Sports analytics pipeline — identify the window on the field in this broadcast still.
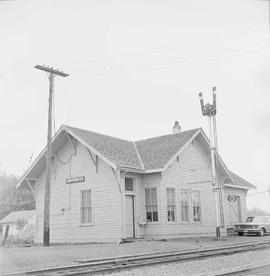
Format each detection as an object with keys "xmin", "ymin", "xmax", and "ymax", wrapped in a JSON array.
[
  {"xmin": 192, "ymin": 190, "xmax": 201, "ymax": 223},
  {"xmin": 125, "ymin": 177, "xmax": 134, "ymax": 191},
  {"xmin": 167, "ymin": 188, "xmax": 176, "ymax": 222},
  {"xmin": 145, "ymin": 188, "xmax": 158, "ymax": 222},
  {"xmin": 180, "ymin": 189, "xmax": 189, "ymax": 222},
  {"xmin": 81, "ymin": 189, "xmax": 93, "ymax": 224}
]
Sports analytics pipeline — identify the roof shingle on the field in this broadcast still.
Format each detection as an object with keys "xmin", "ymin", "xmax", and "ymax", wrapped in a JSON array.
[
  {"xmin": 135, "ymin": 129, "xmax": 199, "ymax": 170},
  {"xmin": 19, "ymin": 125, "xmax": 254, "ymax": 190},
  {"xmin": 66, "ymin": 126, "xmax": 143, "ymax": 169}
]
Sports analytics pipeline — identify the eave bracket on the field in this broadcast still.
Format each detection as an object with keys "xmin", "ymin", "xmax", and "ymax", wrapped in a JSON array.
[{"xmin": 86, "ymin": 148, "xmax": 98, "ymax": 173}]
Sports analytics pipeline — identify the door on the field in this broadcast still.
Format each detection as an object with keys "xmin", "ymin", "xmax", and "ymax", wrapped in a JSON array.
[
  {"xmin": 229, "ymin": 196, "xmax": 241, "ymax": 225},
  {"xmin": 125, "ymin": 195, "xmax": 135, "ymax": 238}
]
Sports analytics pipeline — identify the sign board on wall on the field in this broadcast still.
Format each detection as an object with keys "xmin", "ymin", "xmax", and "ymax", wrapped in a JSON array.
[{"xmin": 65, "ymin": 176, "xmax": 85, "ymax": 184}]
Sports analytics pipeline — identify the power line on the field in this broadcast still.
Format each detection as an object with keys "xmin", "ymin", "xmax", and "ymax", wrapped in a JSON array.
[
  {"xmin": 62, "ymin": 24, "xmax": 268, "ymax": 68},
  {"xmin": 247, "ymin": 190, "xmax": 269, "ymax": 196},
  {"xmin": 27, "ymin": 102, "xmax": 48, "ymax": 167},
  {"xmin": 71, "ymin": 46, "xmax": 269, "ymax": 77},
  {"xmin": 65, "ymin": 78, "xmax": 71, "ymax": 125}
]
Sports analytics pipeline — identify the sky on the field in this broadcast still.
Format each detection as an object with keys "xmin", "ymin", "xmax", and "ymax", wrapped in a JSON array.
[{"xmin": 0, "ymin": 0, "xmax": 269, "ymax": 211}]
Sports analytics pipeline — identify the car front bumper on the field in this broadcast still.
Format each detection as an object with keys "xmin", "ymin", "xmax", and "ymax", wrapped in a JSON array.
[{"xmin": 234, "ymin": 228, "xmax": 259, "ymax": 234}]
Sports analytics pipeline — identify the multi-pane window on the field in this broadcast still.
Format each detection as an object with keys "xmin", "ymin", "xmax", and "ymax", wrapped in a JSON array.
[
  {"xmin": 145, "ymin": 188, "xmax": 158, "ymax": 222},
  {"xmin": 125, "ymin": 177, "xmax": 134, "ymax": 191},
  {"xmin": 167, "ymin": 188, "xmax": 176, "ymax": 222},
  {"xmin": 81, "ymin": 189, "xmax": 93, "ymax": 224},
  {"xmin": 192, "ymin": 190, "xmax": 201, "ymax": 223},
  {"xmin": 180, "ymin": 189, "xmax": 189, "ymax": 222}
]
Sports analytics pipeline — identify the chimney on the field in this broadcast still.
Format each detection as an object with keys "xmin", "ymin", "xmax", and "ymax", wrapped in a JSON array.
[{"xmin": 173, "ymin": 121, "xmax": 181, "ymax": 134}]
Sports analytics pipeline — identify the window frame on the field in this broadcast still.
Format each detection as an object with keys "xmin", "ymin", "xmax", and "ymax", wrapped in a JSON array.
[
  {"xmin": 124, "ymin": 177, "xmax": 136, "ymax": 195},
  {"xmin": 166, "ymin": 187, "xmax": 176, "ymax": 223},
  {"xmin": 80, "ymin": 189, "xmax": 94, "ymax": 226},
  {"xmin": 145, "ymin": 187, "xmax": 159, "ymax": 223},
  {"xmin": 192, "ymin": 190, "xmax": 202, "ymax": 224},
  {"xmin": 180, "ymin": 188, "xmax": 190, "ymax": 224}
]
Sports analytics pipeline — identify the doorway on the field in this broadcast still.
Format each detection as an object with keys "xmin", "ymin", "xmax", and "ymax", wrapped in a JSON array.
[
  {"xmin": 229, "ymin": 196, "xmax": 241, "ymax": 225},
  {"xmin": 125, "ymin": 195, "xmax": 135, "ymax": 238}
]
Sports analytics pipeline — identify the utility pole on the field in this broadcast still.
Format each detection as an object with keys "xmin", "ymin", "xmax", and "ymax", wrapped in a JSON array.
[
  {"xmin": 268, "ymin": 184, "xmax": 270, "ymax": 211},
  {"xmin": 35, "ymin": 65, "xmax": 69, "ymax": 247},
  {"xmin": 198, "ymin": 87, "xmax": 224, "ymax": 238}
]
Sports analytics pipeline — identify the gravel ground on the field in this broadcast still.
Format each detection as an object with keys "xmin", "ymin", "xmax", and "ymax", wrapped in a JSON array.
[
  {"xmin": 1, "ymin": 235, "xmax": 270, "ymax": 274},
  {"xmin": 109, "ymin": 248, "xmax": 270, "ymax": 276}
]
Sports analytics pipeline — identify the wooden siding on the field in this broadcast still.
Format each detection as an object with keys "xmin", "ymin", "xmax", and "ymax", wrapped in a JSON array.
[
  {"xmin": 144, "ymin": 136, "xmax": 218, "ymax": 238},
  {"xmin": 142, "ymin": 136, "xmax": 248, "ymax": 238},
  {"xmin": 34, "ymin": 134, "xmax": 249, "ymax": 243},
  {"xmin": 142, "ymin": 173, "xmax": 162, "ymax": 237},
  {"xmin": 35, "ymin": 140, "xmax": 122, "ymax": 243}
]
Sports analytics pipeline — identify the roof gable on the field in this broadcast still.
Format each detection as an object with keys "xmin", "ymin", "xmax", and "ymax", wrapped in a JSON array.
[
  {"xmin": 135, "ymin": 129, "xmax": 199, "ymax": 170},
  {"xmin": 17, "ymin": 125, "xmax": 255, "ymax": 190},
  {"xmin": 65, "ymin": 126, "xmax": 143, "ymax": 170},
  {"xmin": 228, "ymin": 171, "xmax": 256, "ymax": 190}
]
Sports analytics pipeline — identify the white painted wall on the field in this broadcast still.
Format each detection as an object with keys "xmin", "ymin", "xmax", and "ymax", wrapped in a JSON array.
[
  {"xmin": 35, "ymin": 140, "xmax": 122, "ymax": 243},
  {"xmin": 142, "ymin": 173, "xmax": 162, "ymax": 237},
  {"xmin": 34, "ymin": 135, "xmax": 249, "ymax": 243},
  {"xmin": 144, "ymin": 137, "xmax": 217, "ymax": 238}
]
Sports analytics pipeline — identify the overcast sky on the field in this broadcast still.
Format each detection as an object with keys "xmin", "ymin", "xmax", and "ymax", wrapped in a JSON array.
[{"xmin": 0, "ymin": 0, "xmax": 269, "ymax": 211}]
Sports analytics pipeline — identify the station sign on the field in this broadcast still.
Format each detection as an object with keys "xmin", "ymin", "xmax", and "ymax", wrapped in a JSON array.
[{"xmin": 65, "ymin": 176, "xmax": 85, "ymax": 184}]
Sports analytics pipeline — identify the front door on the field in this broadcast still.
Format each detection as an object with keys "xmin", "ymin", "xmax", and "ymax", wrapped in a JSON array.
[
  {"xmin": 229, "ymin": 196, "xmax": 241, "ymax": 225},
  {"xmin": 125, "ymin": 195, "xmax": 135, "ymax": 238}
]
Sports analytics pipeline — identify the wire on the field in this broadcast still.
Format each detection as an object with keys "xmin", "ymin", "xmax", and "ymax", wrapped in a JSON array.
[
  {"xmin": 27, "ymin": 101, "xmax": 48, "ymax": 167},
  {"xmin": 55, "ymin": 152, "xmax": 74, "ymax": 165},
  {"xmin": 65, "ymin": 78, "xmax": 71, "ymax": 125},
  {"xmin": 71, "ymin": 46, "xmax": 269, "ymax": 77},
  {"xmin": 247, "ymin": 190, "xmax": 269, "ymax": 196},
  {"xmin": 62, "ymin": 23, "xmax": 268, "ymax": 68},
  {"xmin": 53, "ymin": 84, "xmax": 56, "ymax": 136},
  {"xmin": 69, "ymin": 36, "xmax": 269, "ymax": 75}
]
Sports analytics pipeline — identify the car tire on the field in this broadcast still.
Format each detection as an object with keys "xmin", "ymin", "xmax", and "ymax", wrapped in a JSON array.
[
  {"xmin": 258, "ymin": 228, "xmax": 264, "ymax": 237},
  {"xmin": 238, "ymin": 232, "xmax": 243, "ymax": 236}
]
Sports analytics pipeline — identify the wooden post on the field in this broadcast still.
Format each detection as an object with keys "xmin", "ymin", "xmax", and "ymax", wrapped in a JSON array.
[
  {"xmin": 35, "ymin": 65, "xmax": 68, "ymax": 246},
  {"xmin": 43, "ymin": 73, "xmax": 53, "ymax": 246}
]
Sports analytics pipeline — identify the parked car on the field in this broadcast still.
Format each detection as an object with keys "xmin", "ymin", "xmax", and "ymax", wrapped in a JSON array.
[{"xmin": 234, "ymin": 216, "xmax": 270, "ymax": 236}]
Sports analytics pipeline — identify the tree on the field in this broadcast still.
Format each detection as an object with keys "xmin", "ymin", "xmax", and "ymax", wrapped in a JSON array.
[
  {"xmin": 247, "ymin": 207, "xmax": 270, "ymax": 217},
  {"xmin": 0, "ymin": 172, "xmax": 35, "ymax": 222}
]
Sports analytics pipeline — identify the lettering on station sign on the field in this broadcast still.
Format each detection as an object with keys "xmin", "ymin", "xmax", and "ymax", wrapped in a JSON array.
[{"xmin": 65, "ymin": 176, "xmax": 85, "ymax": 184}]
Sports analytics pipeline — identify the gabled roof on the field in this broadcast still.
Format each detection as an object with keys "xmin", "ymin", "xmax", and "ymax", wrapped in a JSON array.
[
  {"xmin": 228, "ymin": 171, "xmax": 256, "ymax": 190},
  {"xmin": 0, "ymin": 210, "xmax": 35, "ymax": 224},
  {"xmin": 17, "ymin": 124, "xmax": 255, "ymax": 190},
  {"xmin": 66, "ymin": 126, "xmax": 143, "ymax": 170},
  {"xmin": 135, "ymin": 129, "xmax": 199, "ymax": 170}
]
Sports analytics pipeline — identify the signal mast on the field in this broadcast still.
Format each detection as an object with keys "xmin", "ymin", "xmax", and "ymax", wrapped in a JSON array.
[{"xmin": 199, "ymin": 87, "xmax": 224, "ymax": 237}]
